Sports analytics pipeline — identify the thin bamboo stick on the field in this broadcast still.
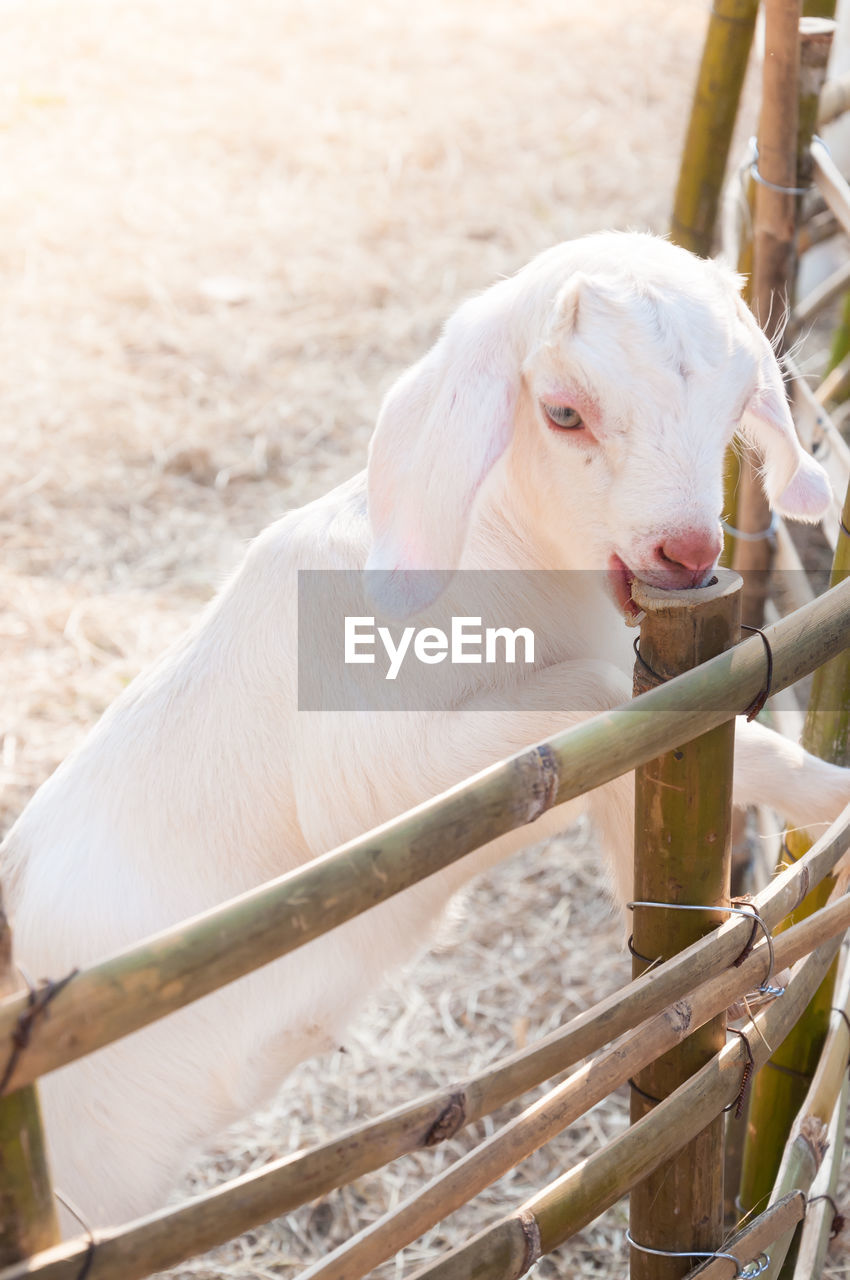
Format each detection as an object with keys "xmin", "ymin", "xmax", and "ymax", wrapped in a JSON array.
[
  {"xmin": 0, "ymin": 898, "xmax": 59, "ymax": 1265},
  {"xmin": 404, "ymin": 935, "xmax": 843, "ymax": 1280},
  {"xmin": 784, "ymin": 354, "xmax": 850, "ymax": 493},
  {"xmin": 760, "ymin": 952, "xmax": 850, "ymax": 1278},
  {"xmin": 670, "ymin": 0, "xmax": 759, "ymax": 257},
  {"xmin": 5, "ymin": 876, "xmax": 850, "ymax": 1280},
  {"xmin": 629, "ymin": 574, "xmax": 740, "ymax": 1279},
  {"xmin": 818, "ymin": 69, "xmax": 850, "ymax": 126},
  {"xmin": 791, "ymin": 1073, "xmax": 847, "ymax": 1277},
  {"xmin": 773, "ymin": 521, "xmax": 815, "ymax": 612},
  {"xmin": 796, "ymin": 207, "xmax": 839, "ymax": 252},
  {"xmin": 2, "ymin": 579, "xmax": 850, "ymax": 1098},
  {"xmin": 733, "ymin": 1, "xmax": 804, "ymax": 628},
  {"xmin": 818, "ymin": 350, "xmax": 850, "ymax": 406},
  {"xmin": 789, "ymin": 257, "xmax": 850, "ymax": 333},
  {"xmin": 687, "ymin": 1192, "xmax": 807, "ymax": 1278}
]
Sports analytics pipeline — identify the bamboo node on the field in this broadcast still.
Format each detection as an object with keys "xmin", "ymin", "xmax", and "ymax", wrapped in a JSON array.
[
  {"xmin": 423, "ymin": 1093, "xmax": 466, "ymax": 1147},
  {"xmin": 0, "ymin": 967, "xmax": 78, "ymax": 1096},
  {"xmin": 525, "ymin": 744, "xmax": 559, "ymax": 822},
  {"xmin": 518, "ymin": 1210, "xmax": 542, "ymax": 1273},
  {"xmin": 798, "ymin": 1114, "xmax": 830, "ymax": 1165}
]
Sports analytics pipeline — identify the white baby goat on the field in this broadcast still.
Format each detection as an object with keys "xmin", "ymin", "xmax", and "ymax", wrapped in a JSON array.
[{"xmin": 3, "ymin": 231, "xmax": 849, "ymax": 1227}]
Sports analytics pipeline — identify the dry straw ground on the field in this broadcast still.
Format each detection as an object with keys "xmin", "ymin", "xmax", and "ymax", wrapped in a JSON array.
[{"xmin": 2, "ymin": 0, "xmax": 848, "ymax": 1276}]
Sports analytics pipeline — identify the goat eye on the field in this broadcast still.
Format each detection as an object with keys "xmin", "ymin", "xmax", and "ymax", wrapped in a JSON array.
[{"xmin": 542, "ymin": 403, "xmax": 584, "ymax": 431}]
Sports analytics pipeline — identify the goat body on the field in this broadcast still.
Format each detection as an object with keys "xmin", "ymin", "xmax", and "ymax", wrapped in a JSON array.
[{"xmin": 3, "ymin": 232, "xmax": 848, "ymax": 1226}]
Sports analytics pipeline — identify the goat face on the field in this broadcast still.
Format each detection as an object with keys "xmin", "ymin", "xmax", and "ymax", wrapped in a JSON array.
[{"xmin": 366, "ymin": 233, "xmax": 832, "ymax": 616}]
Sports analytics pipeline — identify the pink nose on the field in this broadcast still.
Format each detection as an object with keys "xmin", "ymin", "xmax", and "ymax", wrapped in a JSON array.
[{"xmin": 658, "ymin": 529, "xmax": 723, "ymax": 576}]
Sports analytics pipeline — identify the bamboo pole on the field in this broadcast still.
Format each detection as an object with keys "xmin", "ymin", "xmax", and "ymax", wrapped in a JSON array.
[
  {"xmin": 0, "ymin": 897, "xmax": 59, "ymax": 1265},
  {"xmin": 760, "ymin": 953, "xmax": 850, "ymax": 1278},
  {"xmin": 739, "ymin": 484, "xmax": 850, "ymax": 1213},
  {"xmin": 818, "ymin": 69, "xmax": 850, "ymax": 126},
  {"xmin": 670, "ymin": 0, "xmax": 759, "ymax": 257},
  {"xmin": 401, "ymin": 935, "xmax": 843, "ymax": 1280},
  {"xmin": 687, "ymin": 1193, "xmax": 807, "ymax": 1278},
  {"xmin": 789, "ymin": 257, "xmax": 850, "ymax": 333},
  {"xmin": 791, "ymin": 1073, "xmax": 847, "ymax": 1277},
  {"xmin": 629, "ymin": 573, "xmax": 741, "ymax": 1279},
  {"xmin": 5, "ymin": 880, "xmax": 850, "ymax": 1280},
  {"xmin": 2, "ymin": 579, "xmax": 850, "ymax": 1099},
  {"xmin": 812, "ymin": 133, "xmax": 850, "ymax": 236},
  {"xmin": 733, "ymin": 0, "xmax": 803, "ymax": 628}
]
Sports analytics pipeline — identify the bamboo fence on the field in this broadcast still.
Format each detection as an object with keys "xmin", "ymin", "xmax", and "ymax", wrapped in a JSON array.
[
  {"xmin": 0, "ymin": 572, "xmax": 847, "ymax": 1279},
  {"xmin": 2, "ymin": 580, "xmax": 850, "ymax": 1101}
]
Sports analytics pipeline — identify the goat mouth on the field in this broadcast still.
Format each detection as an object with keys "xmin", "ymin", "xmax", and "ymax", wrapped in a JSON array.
[{"xmin": 607, "ymin": 555, "xmax": 642, "ymax": 621}]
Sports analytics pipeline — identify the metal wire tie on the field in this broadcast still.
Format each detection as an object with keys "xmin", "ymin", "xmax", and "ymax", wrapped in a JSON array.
[
  {"xmin": 626, "ymin": 1229, "xmax": 769, "ymax": 1276},
  {"xmin": 626, "ymin": 901, "xmax": 784, "ymax": 998}
]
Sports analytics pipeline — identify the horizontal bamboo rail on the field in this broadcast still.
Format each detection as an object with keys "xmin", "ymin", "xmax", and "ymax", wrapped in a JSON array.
[
  {"xmin": 2, "ymin": 579, "xmax": 850, "ymax": 1099},
  {"xmin": 293, "ymin": 888, "xmax": 850, "ymax": 1280},
  {"xmin": 687, "ymin": 1193, "xmax": 806, "ymax": 1278},
  {"xmin": 5, "ymin": 867, "xmax": 850, "ymax": 1280},
  {"xmin": 405, "ymin": 932, "xmax": 845, "ymax": 1280}
]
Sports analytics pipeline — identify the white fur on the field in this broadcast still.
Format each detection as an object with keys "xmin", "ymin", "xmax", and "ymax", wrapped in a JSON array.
[{"xmin": 2, "ymin": 232, "xmax": 848, "ymax": 1228}]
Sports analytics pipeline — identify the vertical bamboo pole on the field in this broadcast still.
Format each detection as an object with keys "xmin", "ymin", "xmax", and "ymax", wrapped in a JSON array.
[
  {"xmin": 629, "ymin": 570, "xmax": 742, "ymax": 1280},
  {"xmin": 0, "ymin": 895, "xmax": 59, "ymax": 1264},
  {"xmin": 734, "ymin": 0, "xmax": 802, "ymax": 628},
  {"xmin": 670, "ymin": 0, "xmax": 760, "ymax": 257},
  {"xmin": 738, "ymin": 481, "xmax": 850, "ymax": 1214},
  {"xmin": 802, "ymin": 0, "xmax": 835, "ymax": 19},
  {"xmin": 725, "ymin": 15, "xmax": 834, "ymax": 959}
]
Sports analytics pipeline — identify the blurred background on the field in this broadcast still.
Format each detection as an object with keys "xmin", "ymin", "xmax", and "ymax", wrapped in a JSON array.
[{"xmin": 0, "ymin": 2, "xmax": 791, "ymax": 1276}]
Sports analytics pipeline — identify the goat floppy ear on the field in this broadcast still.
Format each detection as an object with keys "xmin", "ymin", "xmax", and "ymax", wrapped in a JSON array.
[
  {"xmin": 365, "ymin": 295, "xmax": 518, "ymax": 615},
  {"xmin": 739, "ymin": 329, "xmax": 832, "ymax": 522}
]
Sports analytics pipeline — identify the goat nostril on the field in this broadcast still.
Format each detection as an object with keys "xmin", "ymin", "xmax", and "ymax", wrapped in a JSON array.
[{"xmin": 660, "ymin": 531, "xmax": 723, "ymax": 575}]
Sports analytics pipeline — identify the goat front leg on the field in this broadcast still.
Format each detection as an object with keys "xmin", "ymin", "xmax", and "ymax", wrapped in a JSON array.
[
  {"xmin": 733, "ymin": 717, "xmax": 850, "ymax": 839},
  {"xmin": 295, "ymin": 658, "xmax": 635, "ymax": 902}
]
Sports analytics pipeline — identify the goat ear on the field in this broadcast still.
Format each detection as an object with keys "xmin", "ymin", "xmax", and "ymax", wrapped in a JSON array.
[
  {"xmin": 365, "ymin": 298, "xmax": 517, "ymax": 615},
  {"xmin": 740, "ymin": 341, "xmax": 832, "ymax": 523}
]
